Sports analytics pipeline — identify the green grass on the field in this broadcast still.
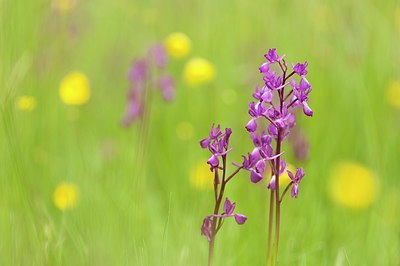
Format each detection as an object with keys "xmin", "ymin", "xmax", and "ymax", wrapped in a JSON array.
[{"xmin": 1, "ymin": 0, "xmax": 400, "ymax": 265}]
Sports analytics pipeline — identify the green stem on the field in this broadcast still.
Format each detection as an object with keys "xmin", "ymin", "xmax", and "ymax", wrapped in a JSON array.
[
  {"xmin": 266, "ymin": 189, "xmax": 275, "ymax": 266},
  {"xmin": 273, "ymin": 130, "xmax": 282, "ymax": 265},
  {"xmin": 208, "ymin": 238, "xmax": 215, "ymax": 266},
  {"xmin": 208, "ymin": 155, "xmax": 228, "ymax": 266}
]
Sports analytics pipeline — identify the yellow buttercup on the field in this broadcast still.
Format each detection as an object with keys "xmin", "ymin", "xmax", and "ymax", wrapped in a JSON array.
[
  {"xmin": 279, "ymin": 163, "xmax": 297, "ymax": 188},
  {"xmin": 52, "ymin": 0, "xmax": 78, "ymax": 12},
  {"xmin": 189, "ymin": 162, "xmax": 213, "ymax": 190},
  {"xmin": 53, "ymin": 182, "xmax": 79, "ymax": 211},
  {"xmin": 164, "ymin": 32, "xmax": 191, "ymax": 59},
  {"xmin": 59, "ymin": 72, "xmax": 90, "ymax": 105},
  {"xmin": 183, "ymin": 58, "xmax": 215, "ymax": 86},
  {"xmin": 16, "ymin": 96, "xmax": 37, "ymax": 111},
  {"xmin": 386, "ymin": 80, "xmax": 400, "ymax": 108},
  {"xmin": 328, "ymin": 161, "xmax": 378, "ymax": 210}
]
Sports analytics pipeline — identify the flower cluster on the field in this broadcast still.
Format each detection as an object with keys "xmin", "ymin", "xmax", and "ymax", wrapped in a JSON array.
[
  {"xmin": 200, "ymin": 124, "xmax": 232, "ymax": 171},
  {"xmin": 198, "ymin": 49, "xmax": 313, "ymax": 265},
  {"xmin": 121, "ymin": 44, "xmax": 175, "ymax": 127},
  {"xmin": 199, "ymin": 124, "xmax": 246, "ymax": 262},
  {"xmin": 242, "ymin": 48, "xmax": 312, "ymax": 197}
]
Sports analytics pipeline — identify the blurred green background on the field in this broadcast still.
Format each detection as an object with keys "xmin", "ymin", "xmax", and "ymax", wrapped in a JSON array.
[{"xmin": 1, "ymin": 0, "xmax": 400, "ymax": 265}]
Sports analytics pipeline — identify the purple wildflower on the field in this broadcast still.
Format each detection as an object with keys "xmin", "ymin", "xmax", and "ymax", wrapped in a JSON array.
[
  {"xmin": 200, "ymin": 126, "xmax": 246, "ymax": 262},
  {"xmin": 121, "ymin": 90, "xmax": 143, "ymax": 127},
  {"xmin": 200, "ymin": 125, "xmax": 232, "ymax": 171},
  {"xmin": 259, "ymin": 63, "xmax": 270, "ymax": 73},
  {"xmin": 243, "ymin": 49, "xmax": 313, "ymax": 161},
  {"xmin": 201, "ymin": 216, "xmax": 212, "ymax": 242},
  {"xmin": 264, "ymin": 71, "xmax": 284, "ymax": 90},
  {"xmin": 287, "ymin": 168, "xmax": 305, "ymax": 198},
  {"xmin": 253, "ymin": 86, "xmax": 273, "ymax": 103},
  {"xmin": 234, "ymin": 214, "xmax": 247, "ymax": 224},
  {"xmin": 149, "ymin": 44, "xmax": 168, "ymax": 68},
  {"xmin": 290, "ymin": 129, "xmax": 310, "ymax": 161},
  {"xmin": 224, "ymin": 198, "xmax": 236, "ymax": 215},
  {"xmin": 158, "ymin": 75, "xmax": 175, "ymax": 101},
  {"xmin": 292, "ymin": 61, "xmax": 308, "ymax": 76},
  {"xmin": 129, "ymin": 59, "xmax": 148, "ymax": 83},
  {"xmin": 121, "ymin": 43, "xmax": 176, "ymax": 126},
  {"xmin": 201, "ymin": 198, "xmax": 247, "ymax": 242},
  {"xmin": 264, "ymin": 48, "xmax": 279, "ymax": 63},
  {"xmin": 241, "ymin": 49, "xmax": 313, "ymax": 263},
  {"xmin": 290, "ymin": 78, "xmax": 313, "ymax": 116}
]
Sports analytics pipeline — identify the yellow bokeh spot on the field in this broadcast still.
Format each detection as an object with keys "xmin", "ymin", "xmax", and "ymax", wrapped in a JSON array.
[
  {"xmin": 53, "ymin": 182, "xmax": 79, "ymax": 211},
  {"xmin": 16, "ymin": 96, "xmax": 37, "ymax": 111},
  {"xmin": 183, "ymin": 58, "xmax": 216, "ymax": 86},
  {"xmin": 386, "ymin": 80, "xmax": 400, "ymax": 108},
  {"xmin": 59, "ymin": 72, "xmax": 90, "ymax": 105},
  {"xmin": 279, "ymin": 163, "xmax": 297, "ymax": 188},
  {"xmin": 52, "ymin": 0, "xmax": 78, "ymax": 12},
  {"xmin": 164, "ymin": 32, "xmax": 191, "ymax": 59},
  {"xmin": 329, "ymin": 161, "xmax": 378, "ymax": 210},
  {"xmin": 189, "ymin": 162, "xmax": 213, "ymax": 190},
  {"xmin": 176, "ymin": 122, "xmax": 194, "ymax": 141}
]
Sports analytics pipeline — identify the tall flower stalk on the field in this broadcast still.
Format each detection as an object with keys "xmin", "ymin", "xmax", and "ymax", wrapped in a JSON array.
[
  {"xmin": 121, "ymin": 44, "xmax": 176, "ymax": 203},
  {"xmin": 200, "ymin": 125, "xmax": 247, "ymax": 266},
  {"xmin": 121, "ymin": 43, "xmax": 175, "ymax": 127},
  {"xmin": 243, "ymin": 48, "xmax": 313, "ymax": 265}
]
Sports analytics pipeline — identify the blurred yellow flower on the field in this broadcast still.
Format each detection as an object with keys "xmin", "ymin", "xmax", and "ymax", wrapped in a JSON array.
[
  {"xmin": 386, "ymin": 80, "xmax": 400, "ymax": 108},
  {"xmin": 16, "ymin": 96, "xmax": 37, "ymax": 111},
  {"xmin": 52, "ymin": 0, "xmax": 78, "ymax": 12},
  {"xmin": 59, "ymin": 72, "xmax": 90, "ymax": 105},
  {"xmin": 53, "ymin": 182, "xmax": 79, "ymax": 211},
  {"xmin": 329, "ymin": 161, "xmax": 378, "ymax": 210},
  {"xmin": 183, "ymin": 58, "xmax": 216, "ymax": 86},
  {"xmin": 176, "ymin": 122, "xmax": 194, "ymax": 141},
  {"xmin": 189, "ymin": 162, "xmax": 213, "ymax": 190},
  {"xmin": 164, "ymin": 32, "xmax": 191, "ymax": 59},
  {"xmin": 279, "ymin": 163, "xmax": 296, "ymax": 188}
]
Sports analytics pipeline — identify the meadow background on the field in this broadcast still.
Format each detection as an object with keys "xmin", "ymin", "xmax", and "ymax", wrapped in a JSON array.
[{"xmin": 1, "ymin": 0, "xmax": 400, "ymax": 265}]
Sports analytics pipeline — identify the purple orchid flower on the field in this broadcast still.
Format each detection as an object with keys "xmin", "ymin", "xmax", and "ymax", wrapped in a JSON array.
[
  {"xmin": 149, "ymin": 44, "xmax": 168, "ymax": 68},
  {"xmin": 242, "ymin": 48, "xmax": 312, "ymax": 198},
  {"xmin": 201, "ymin": 216, "xmax": 213, "ymax": 242},
  {"xmin": 129, "ymin": 59, "xmax": 148, "ymax": 83},
  {"xmin": 264, "ymin": 71, "xmax": 284, "ymax": 90},
  {"xmin": 259, "ymin": 63, "xmax": 270, "ymax": 73},
  {"xmin": 200, "ymin": 125, "xmax": 247, "ymax": 259},
  {"xmin": 158, "ymin": 75, "xmax": 175, "ymax": 101},
  {"xmin": 122, "ymin": 43, "xmax": 175, "ymax": 127},
  {"xmin": 253, "ymin": 86, "xmax": 273, "ymax": 103},
  {"xmin": 291, "ymin": 78, "xmax": 313, "ymax": 116},
  {"xmin": 264, "ymin": 48, "xmax": 280, "ymax": 63},
  {"xmin": 201, "ymin": 198, "xmax": 247, "ymax": 242},
  {"xmin": 287, "ymin": 168, "xmax": 305, "ymax": 198},
  {"xmin": 199, "ymin": 49, "xmax": 313, "ymax": 265},
  {"xmin": 200, "ymin": 125, "xmax": 233, "ymax": 171},
  {"xmin": 292, "ymin": 61, "xmax": 308, "ymax": 76}
]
